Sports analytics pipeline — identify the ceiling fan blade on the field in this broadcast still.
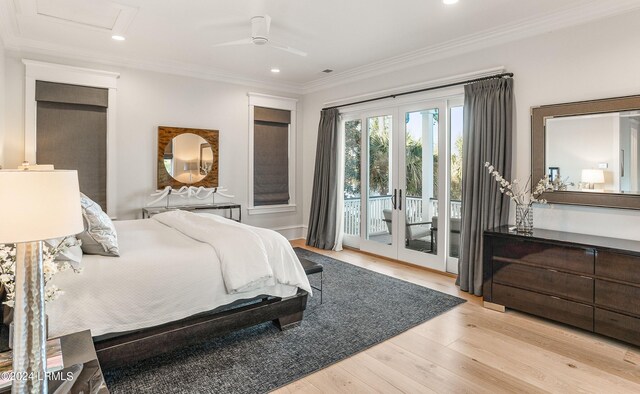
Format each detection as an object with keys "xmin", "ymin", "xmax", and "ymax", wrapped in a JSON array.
[
  {"xmin": 270, "ymin": 41, "xmax": 307, "ymax": 57},
  {"xmin": 212, "ymin": 38, "xmax": 253, "ymax": 47}
]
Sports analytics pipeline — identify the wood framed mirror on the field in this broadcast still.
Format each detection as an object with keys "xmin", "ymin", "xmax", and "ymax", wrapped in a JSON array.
[
  {"xmin": 532, "ymin": 95, "xmax": 640, "ymax": 209},
  {"xmin": 157, "ymin": 126, "xmax": 219, "ymax": 189}
]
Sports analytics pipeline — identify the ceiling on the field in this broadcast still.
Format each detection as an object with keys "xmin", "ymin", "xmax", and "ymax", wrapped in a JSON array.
[{"xmin": 1, "ymin": 0, "xmax": 639, "ymax": 92}]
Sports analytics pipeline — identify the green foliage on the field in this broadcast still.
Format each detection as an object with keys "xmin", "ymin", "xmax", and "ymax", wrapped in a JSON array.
[
  {"xmin": 368, "ymin": 116, "xmax": 391, "ymax": 195},
  {"xmin": 344, "ymin": 120, "xmax": 361, "ymax": 198},
  {"xmin": 342, "ymin": 114, "xmax": 463, "ymax": 201},
  {"xmin": 450, "ymin": 135, "xmax": 463, "ymax": 200}
]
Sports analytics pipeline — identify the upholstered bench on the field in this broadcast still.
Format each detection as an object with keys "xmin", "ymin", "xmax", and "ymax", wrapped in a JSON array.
[{"xmin": 299, "ymin": 258, "xmax": 324, "ymax": 304}]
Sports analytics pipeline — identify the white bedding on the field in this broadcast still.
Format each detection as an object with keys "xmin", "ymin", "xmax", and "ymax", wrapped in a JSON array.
[{"xmin": 47, "ymin": 215, "xmax": 311, "ymax": 338}]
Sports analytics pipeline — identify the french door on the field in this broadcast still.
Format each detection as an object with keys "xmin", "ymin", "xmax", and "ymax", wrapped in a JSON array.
[{"xmin": 341, "ymin": 98, "xmax": 463, "ymax": 273}]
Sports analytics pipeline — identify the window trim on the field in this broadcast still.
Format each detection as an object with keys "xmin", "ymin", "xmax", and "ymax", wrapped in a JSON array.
[
  {"xmin": 247, "ymin": 92, "xmax": 297, "ymax": 215},
  {"xmin": 23, "ymin": 59, "xmax": 120, "ymax": 217}
]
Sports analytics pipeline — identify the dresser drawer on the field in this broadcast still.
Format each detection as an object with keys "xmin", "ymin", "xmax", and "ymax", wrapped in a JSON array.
[
  {"xmin": 595, "ymin": 280, "xmax": 640, "ymax": 316},
  {"xmin": 492, "ymin": 283, "xmax": 593, "ymax": 331},
  {"xmin": 492, "ymin": 237, "xmax": 594, "ymax": 274},
  {"xmin": 595, "ymin": 308, "xmax": 640, "ymax": 347},
  {"xmin": 493, "ymin": 261, "xmax": 593, "ymax": 303},
  {"xmin": 596, "ymin": 251, "xmax": 640, "ymax": 283}
]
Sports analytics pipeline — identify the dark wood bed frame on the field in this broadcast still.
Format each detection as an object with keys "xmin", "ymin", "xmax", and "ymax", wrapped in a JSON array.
[{"xmin": 93, "ymin": 290, "xmax": 308, "ymax": 369}]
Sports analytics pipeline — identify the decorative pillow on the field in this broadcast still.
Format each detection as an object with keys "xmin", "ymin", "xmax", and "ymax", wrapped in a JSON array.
[
  {"xmin": 77, "ymin": 193, "xmax": 119, "ymax": 257},
  {"xmin": 45, "ymin": 236, "xmax": 83, "ymax": 269}
]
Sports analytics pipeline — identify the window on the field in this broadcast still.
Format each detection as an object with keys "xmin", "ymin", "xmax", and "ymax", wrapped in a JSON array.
[{"xmin": 248, "ymin": 93, "xmax": 297, "ymax": 214}]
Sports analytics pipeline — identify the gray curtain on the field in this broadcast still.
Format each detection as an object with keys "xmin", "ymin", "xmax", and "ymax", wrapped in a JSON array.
[
  {"xmin": 306, "ymin": 109, "xmax": 339, "ymax": 249},
  {"xmin": 458, "ymin": 78, "xmax": 514, "ymax": 296}
]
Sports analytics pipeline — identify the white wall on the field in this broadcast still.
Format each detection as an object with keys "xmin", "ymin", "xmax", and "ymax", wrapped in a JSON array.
[
  {"xmin": 302, "ymin": 10, "xmax": 640, "ymax": 241},
  {"xmin": 3, "ymin": 54, "xmax": 305, "ymax": 236},
  {"xmin": 0, "ymin": 38, "xmax": 5, "ymax": 169}
]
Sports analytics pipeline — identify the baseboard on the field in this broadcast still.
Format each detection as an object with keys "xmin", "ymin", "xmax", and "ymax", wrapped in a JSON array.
[{"xmin": 271, "ymin": 225, "xmax": 306, "ymax": 240}]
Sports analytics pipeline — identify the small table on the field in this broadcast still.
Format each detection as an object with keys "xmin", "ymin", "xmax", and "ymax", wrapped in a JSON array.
[
  {"xmin": 142, "ymin": 202, "xmax": 242, "ymax": 222},
  {"xmin": 0, "ymin": 330, "xmax": 109, "ymax": 393}
]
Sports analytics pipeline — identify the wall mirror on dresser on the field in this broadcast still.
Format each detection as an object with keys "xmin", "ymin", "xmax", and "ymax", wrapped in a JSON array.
[
  {"xmin": 532, "ymin": 95, "xmax": 640, "ymax": 209},
  {"xmin": 158, "ymin": 126, "xmax": 219, "ymax": 189}
]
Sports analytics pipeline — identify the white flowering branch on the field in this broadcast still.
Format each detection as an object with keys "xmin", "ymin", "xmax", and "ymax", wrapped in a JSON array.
[
  {"xmin": 484, "ymin": 162, "xmax": 548, "ymax": 206},
  {"xmin": 0, "ymin": 237, "xmax": 82, "ymax": 307}
]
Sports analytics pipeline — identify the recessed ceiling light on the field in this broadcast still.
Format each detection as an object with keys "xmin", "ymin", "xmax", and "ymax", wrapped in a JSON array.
[
  {"xmin": 271, "ymin": 68, "xmax": 281, "ymax": 73},
  {"xmin": 112, "ymin": 35, "xmax": 125, "ymax": 41},
  {"xmin": 443, "ymin": 0, "xmax": 458, "ymax": 4}
]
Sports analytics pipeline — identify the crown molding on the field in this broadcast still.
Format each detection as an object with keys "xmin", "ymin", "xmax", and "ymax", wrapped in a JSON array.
[
  {"xmin": 2, "ymin": 0, "xmax": 639, "ymax": 95},
  {"xmin": 3, "ymin": 37, "xmax": 305, "ymax": 94},
  {"xmin": 301, "ymin": 0, "xmax": 640, "ymax": 94},
  {"xmin": 0, "ymin": 1, "xmax": 304, "ymax": 94}
]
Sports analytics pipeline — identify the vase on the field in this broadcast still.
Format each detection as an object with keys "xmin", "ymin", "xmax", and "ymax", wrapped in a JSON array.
[{"xmin": 515, "ymin": 204, "xmax": 534, "ymax": 234}]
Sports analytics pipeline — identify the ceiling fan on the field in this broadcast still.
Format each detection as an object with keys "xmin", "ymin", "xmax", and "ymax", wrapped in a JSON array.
[{"xmin": 212, "ymin": 15, "xmax": 307, "ymax": 57}]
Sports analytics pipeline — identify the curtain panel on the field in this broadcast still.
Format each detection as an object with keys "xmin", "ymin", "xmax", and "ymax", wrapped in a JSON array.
[
  {"xmin": 306, "ymin": 109, "xmax": 340, "ymax": 250},
  {"xmin": 458, "ymin": 78, "xmax": 514, "ymax": 296}
]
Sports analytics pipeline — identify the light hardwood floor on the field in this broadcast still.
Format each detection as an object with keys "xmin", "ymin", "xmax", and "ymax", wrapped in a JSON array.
[{"xmin": 275, "ymin": 240, "xmax": 640, "ymax": 394}]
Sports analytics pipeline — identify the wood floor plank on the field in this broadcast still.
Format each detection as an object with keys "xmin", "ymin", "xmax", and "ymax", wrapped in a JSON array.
[
  {"xmin": 271, "ymin": 379, "xmax": 323, "ymax": 394},
  {"xmin": 338, "ymin": 352, "xmax": 436, "ymax": 394},
  {"xmin": 366, "ymin": 341, "xmax": 495, "ymax": 394},
  {"xmin": 446, "ymin": 304, "xmax": 640, "ymax": 384},
  {"xmin": 451, "ymin": 327, "xmax": 640, "ymax": 393},
  {"xmin": 277, "ymin": 241, "xmax": 640, "ymax": 393},
  {"xmin": 305, "ymin": 366, "xmax": 377, "ymax": 394},
  {"xmin": 391, "ymin": 329, "xmax": 548, "ymax": 394}
]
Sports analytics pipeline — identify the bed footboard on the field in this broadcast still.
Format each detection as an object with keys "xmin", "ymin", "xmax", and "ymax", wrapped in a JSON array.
[{"xmin": 94, "ymin": 290, "xmax": 308, "ymax": 369}]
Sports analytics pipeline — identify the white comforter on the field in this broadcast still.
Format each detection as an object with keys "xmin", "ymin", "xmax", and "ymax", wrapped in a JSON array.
[{"xmin": 47, "ymin": 214, "xmax": 311, "ymax": 338}]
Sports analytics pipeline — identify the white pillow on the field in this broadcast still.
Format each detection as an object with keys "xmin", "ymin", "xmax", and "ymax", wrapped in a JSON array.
[{"xmin": 77, "ymin": 193, "xmax": 119, "ymax": 257}]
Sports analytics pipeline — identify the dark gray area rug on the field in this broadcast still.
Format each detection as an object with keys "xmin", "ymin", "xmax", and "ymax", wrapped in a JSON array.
[{"xmin": 104, "ymin": 248, "xmax": 465, "ymax": 393}]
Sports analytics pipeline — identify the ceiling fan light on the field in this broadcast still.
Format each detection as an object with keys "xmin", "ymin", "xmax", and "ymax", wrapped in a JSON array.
[
  {"xmin": 271, "ymin": 68, "xmax": 280, "ymax": 73},
  {"xmin": 252, "ymin": 37, "xmax": 268, "ymax": 45},
  {"xmin": 443, "ymin": 0, "xmax": 459, "ymax": 4}
]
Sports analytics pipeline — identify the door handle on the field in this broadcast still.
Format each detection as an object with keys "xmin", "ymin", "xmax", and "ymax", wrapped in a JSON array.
[
  {"xmin": 399, "ymin": 189, "xmax": 402, "ymax": 210},
  {"xmin": 391, "ymin": 189, "xmax": 397, "ymax": 210}
]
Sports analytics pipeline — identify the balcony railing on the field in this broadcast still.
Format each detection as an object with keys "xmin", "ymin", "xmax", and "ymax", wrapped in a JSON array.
[{"xmin": 343, "ymin": 196, "xmax": 462, "ymax": 236}]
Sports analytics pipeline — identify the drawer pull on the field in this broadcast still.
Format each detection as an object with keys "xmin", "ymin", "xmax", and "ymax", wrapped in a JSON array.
[
  {"xmin": 548, "ymin": 269, "xmax": 558, "ymax": 273},
  {"xmin": 579, "ymin": 276, "xmax": 593, "ymax": 280},
  {"xmin": 550, "ymin": 296, "xmax": 561, "ymax": 300}
]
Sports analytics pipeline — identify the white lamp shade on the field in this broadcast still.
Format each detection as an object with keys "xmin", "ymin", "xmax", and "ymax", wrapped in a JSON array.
[
  {"xmin": 0, "ymin": 170, "xmax": 84, "ymax": 243},
  {"xmin": 581, "ymin": 169, "xmax": 605, "ymax": 184}
]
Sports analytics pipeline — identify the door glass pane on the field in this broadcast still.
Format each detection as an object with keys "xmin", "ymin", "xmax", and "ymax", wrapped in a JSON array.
[
  {"xmin": 343, "ymin": 119, "xmax": 362, "ymax": 237},
  {"xmin": 367, "ymin": 115, "xmax": 393, "ymax": 244},
  {"xmin": 449, "ymin": 105, "xmax": 464, "ymax": 258},
  {"xmin": 404, "ymin": 109, "xmax": 438, "ymax": 254}
]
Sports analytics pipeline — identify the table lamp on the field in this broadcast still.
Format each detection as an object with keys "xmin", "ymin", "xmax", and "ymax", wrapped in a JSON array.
[
  {"xmin": 0, "ymin": 168, "xmax": 83, "ymax": 394},
  {"xmin": 581, "ymin": 169, "xmax": 605, "ymax": 190}
]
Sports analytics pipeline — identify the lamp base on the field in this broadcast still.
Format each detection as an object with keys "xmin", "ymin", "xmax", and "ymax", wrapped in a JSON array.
[{"xmin": 12, "ymin": 241, "xmax": 47, "ymax": 394}]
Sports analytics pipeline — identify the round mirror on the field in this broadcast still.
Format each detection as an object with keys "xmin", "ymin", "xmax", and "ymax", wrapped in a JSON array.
[{"xmin": 163, "ymin": 133, "xmax": 214, "ymax": 184}]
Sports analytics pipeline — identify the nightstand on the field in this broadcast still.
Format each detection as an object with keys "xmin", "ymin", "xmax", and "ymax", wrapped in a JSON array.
[
  {"xmin": 142, "ymin": 202, "xmax": 242, "ymax": 222},
  {"xmin": 0, "ymin": 330, "xmax": 108, "ymax": 393}
]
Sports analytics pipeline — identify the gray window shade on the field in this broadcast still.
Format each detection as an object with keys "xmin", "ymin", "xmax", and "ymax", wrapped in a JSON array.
[
  {"xmin": 255, "ymin": 106, "xmax": 291, "ymax": 124},
  {"xmin": 36, "ymin": 80, "xmax": 108, "ymax": 107},
  {"xmin": 36, "ymin": 82, "xmax": 108, "ymax": 209},
  {"xmin": 254, "ymin": 107, "xmax": 290, "ymax": 206}
]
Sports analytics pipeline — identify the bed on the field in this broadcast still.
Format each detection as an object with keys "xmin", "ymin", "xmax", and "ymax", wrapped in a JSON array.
[{"xmin": 47, "ymin": 210, "xmax": 311, "ymax": 368}]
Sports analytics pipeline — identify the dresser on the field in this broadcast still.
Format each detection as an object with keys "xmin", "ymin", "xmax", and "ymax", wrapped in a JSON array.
[{"xmin": 483, "ymin": 226, "xmax": 640, "ymax": 346}]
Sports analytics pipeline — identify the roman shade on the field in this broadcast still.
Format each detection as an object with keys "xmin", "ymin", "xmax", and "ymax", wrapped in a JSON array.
[
  {"xmin": 253, "ymin": 107, "xmax": 291, "ymax": 206},
  {"xmin": 36, "ymin": 80, "xmax": 108, "ymax": 107},
  {"xmin": 35, "ymin": 81, "xmax": 109, "ymax": 209}
]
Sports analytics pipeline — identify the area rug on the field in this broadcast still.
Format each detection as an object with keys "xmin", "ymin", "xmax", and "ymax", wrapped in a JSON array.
[{"xmin": 104, "ymin": 248, "xmax": 465, "ymax": 393}]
